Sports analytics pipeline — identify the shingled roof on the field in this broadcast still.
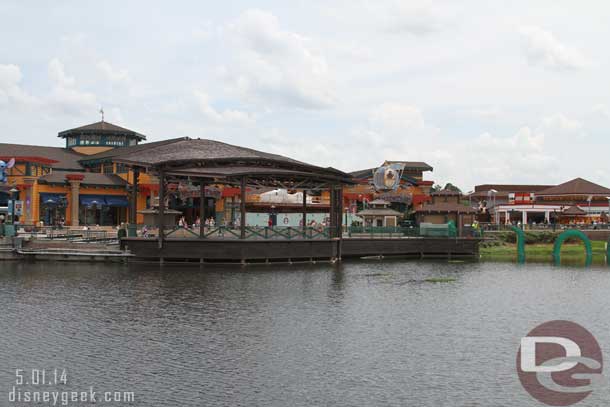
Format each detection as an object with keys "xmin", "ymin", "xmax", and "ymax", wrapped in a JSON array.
[
  {"xmin": 113, "ymin": 137, "xmax": 349, "ymax": 175},
  {"xmin": 562, "ymin": 205, "xmax": 587, "ymax": 216},
  {"xmin": 384, "ymin": 161, "xmax": 433, "ymax": 171},
  {"xmin": 38, "ymin": 171, "xmax": 127, "ymax": 186},
  {"xmin": 350, "ymin": 161, "xmax": 433, "ymax": 179},
  {"xmin": 415, "ymin": 202, "xmax": 477, "ymax": 214},
  {"xmin": 0, "ymin": 143, "xmax": 84, "ymax": 170},
  {"xmin": 431, "ymin": 189, "xmax": 462, "ymax": 196},
  {"xmin": 58, "ymin": 120, "xmax": 146, "ymax": 140},
  {"xmin": 537, "ymin": 178, "xmax": 610, "ymax": 197},
  {"xmin": 349, "ymin": 168, "xmax": 419, "ymax": 185},
  {"xmin": 79, "ymin": 137, "xmax": 188, "ymax": 163},
  {"xmin": 113, "ymin": 137, "xmax": 304, "ymax": 165}
]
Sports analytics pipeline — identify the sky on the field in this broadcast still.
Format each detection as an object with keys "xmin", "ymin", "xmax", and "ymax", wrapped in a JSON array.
[{"xmin": 1, "ymin": 0, "xmax": 609, "ymax": 191}]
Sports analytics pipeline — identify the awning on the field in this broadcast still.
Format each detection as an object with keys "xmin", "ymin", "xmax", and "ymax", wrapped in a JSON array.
[
  {"xmin": 40, "ymin": 193, "xmax": 66, "ymax": 205},
  {"xmin": 104, "ymin": 195, "xmax": 129, "ymax": 207},
  {"xmin": 79, "ymin": 195, "xmax": 106, "ymax": 207}
]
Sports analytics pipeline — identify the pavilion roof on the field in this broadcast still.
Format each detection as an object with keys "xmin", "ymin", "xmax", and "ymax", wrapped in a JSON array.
[
  {"xmin": 537, "ymin": 178, "xmax": 610, "ymax": 197},
  {"xmin": 561, "ymin": 205, "xmax": 587, "ymax": 216},
  {"xmin": 79, "ymin": 137, "xmax": 187, "ymax": 163},
  {"xmin": 113, "ymin": 138, "xmax": 354, "ymax": 188}
]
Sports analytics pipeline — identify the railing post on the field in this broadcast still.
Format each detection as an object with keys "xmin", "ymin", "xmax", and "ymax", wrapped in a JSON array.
[
  {"xmin": 157, "ymin": 168, "xmax": 165, "ymax": 249},
  {"xmin": 199, "ymin": 180, "xmax": 206, "ymax": 238}
]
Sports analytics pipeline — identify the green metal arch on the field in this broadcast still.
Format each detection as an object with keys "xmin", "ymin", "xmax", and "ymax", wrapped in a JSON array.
[
  {"xmin": 510, "ymin": 226, "xmax": 526, "ymax": 263},
  {"xmin": 553, "ymin": 229, "xmax": 592, "ymax": 266}
]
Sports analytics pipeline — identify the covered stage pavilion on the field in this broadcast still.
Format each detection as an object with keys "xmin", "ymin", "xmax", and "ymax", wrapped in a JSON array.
[
  {"xmin": 117, "ymin": 138, "xmax": 356, "ymax": 262},
  {"xmin": 117, "ymin": 138, "xmax": 480, "ymax": 263}
]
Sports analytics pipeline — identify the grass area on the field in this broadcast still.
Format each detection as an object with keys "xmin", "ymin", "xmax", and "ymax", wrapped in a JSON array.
[
  {"xmin": 424, "ymin": 277, "xmax": 457, "ymax": 283},
  {"xmin": 480, "ymin": 241, "xmax": 608, "ymax": 265}
]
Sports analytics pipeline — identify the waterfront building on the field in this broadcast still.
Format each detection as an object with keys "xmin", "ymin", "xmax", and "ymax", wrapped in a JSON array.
[
  {"xmin": 1, "ymin": 121, "xmax": 150, "ymax": 226},
  {"xmin": 344, "ymin": 161, "xmax": 434, "ymax": 215},
  {"xmin": 0, "ymin": 121, "xmax": 233, "ymax": 227},
  {"xmin": 356, "ymin": 199, "xmax": 402, "ymax": 227},
  {"xmin": 415, "ymin": 190, "xmax": 477, "ymax": 233},
  {"xmin": 471, "ymin": 178, "xmax": 610, "ymax": 225}
]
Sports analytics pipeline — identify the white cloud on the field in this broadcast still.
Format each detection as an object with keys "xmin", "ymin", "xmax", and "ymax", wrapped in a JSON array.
[
  {"xmin": 460, "ymin": 106, "xmax": 503, "ymax": 120},
  {"xmin": 97, "ymin": 60, "xmax": 130, "ymax": 84},
  {"xmin": 369, "ymin": 103, "xmax": 426, "ymax": 131},
  {"xmin": 383, "ymin": 1, "xmax": 445, "ymax": 35},
  {"xmin": 593, "ymin": 104, "xmax": 610, "ymax": 119},
  {"xmin": 194, "ymin": 90, "xmax": 253, "ymax": 126},
  {"xmin": 476, "ymin": 127, "xmax": 545, "ymax": 151},
  {"xmin": 0, "ymin": 64, "xmax": 37, "ymax": 106},
  {"xmin": 223, "ymin": 9, "xmax": 336, "ymax": 110},
  {"xmin": 539, "ymin": 113, "xmax": 584, "ymax": 137},
  {"xmin": 47, "ymin": 58, "xmax": 98, "ymax": 115},
  {"xmin": 518, "ymin": 26, "xmax": 590, "ymax": 70},
  {"xmin": 48, "ymin": 58, "xmax": 76, "ymax": 87}
]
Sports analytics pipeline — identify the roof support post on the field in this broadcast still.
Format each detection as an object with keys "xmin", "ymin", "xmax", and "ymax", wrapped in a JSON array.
[
  {"xmin": 130, "ymin": 167, "xmax": 139, "ymax": 226},
  {"xmin": 199, "ymin": 180, "xmax": 206, "ymax": 238},
  {"xmin": 336, "ymin": 186, "xmax": 343, "ymax": 239},
  {"xmin": 157, "ymin": 169, "xmax": 165, "ymax": 249},
  {"xmin": 302, "ymin": 189, "xmax": 307, "ymax": 234},
  {"xmin": 240, "ymin": 176, "xmax": 247, "ymax": 240},
  {"xmin": 329, "ymin": 185, "xmax": 336, "ymax": 238}
]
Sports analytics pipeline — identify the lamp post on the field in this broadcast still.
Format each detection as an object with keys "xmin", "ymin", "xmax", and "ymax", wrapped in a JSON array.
[
  {"xmin": 488, "ymin": 189, "xmax": 498, "ymax": 225},
  {"xmin": 9, "ymin": 187, "xmax": 18, "ymax": 225},
  {"xmin": 467, "ymin": 190, "xmax": 473, "ymax": 208}
]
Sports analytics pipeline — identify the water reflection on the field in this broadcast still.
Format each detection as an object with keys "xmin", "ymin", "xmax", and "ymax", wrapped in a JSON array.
[{"xmin": 1, "ymin": 260, "xmax": 610, "ymax": 406}]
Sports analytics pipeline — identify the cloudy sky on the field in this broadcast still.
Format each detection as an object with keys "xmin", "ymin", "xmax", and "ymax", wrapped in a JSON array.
[{"xmin": 1, "ymin": 1, "xmax": 609, "ymax": 191}]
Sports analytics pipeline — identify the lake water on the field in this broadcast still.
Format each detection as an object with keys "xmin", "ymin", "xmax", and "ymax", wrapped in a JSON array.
[{"xmin": 1, "ymin": 260, "xmax": 610, "ymax": 406}]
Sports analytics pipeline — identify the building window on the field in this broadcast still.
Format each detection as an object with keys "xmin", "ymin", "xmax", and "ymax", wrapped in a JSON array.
[
  {"xmin": 116, "ymin": 164, "xmax": 128, "ymax": 174},
  {"xmin": 103, "ymin": 163, "xmax": 114, "ymax": 174},
  {"xmin": 105, "ymin": 135, "xmax": 126, "ymax": 146}
]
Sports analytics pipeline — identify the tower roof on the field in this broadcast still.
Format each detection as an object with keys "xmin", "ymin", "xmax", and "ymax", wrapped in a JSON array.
[{"xmin": 58, "ymin": 121, "xmax": 146, "ymax": 140}]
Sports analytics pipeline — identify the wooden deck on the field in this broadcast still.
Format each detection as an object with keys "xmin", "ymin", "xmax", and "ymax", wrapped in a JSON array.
[{"xmin": 121, "ymin": 237, "xmax": 480, "ymax": 263}]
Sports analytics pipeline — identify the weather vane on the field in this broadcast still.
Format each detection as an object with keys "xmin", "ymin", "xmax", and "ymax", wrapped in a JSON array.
[{"xmin": 99, "ymin": 107, "xmax": 105, "ymax": 122}]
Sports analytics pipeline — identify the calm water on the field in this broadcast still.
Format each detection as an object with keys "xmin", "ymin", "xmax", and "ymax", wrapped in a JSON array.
[{"xmin": 1, "ymin": 260, "xmax": 610, "ymax": 406}]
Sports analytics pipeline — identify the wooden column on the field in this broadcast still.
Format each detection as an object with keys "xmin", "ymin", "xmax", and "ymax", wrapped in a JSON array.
[
  {"xmin": 69, "ymin": 179, "xmax": 81, "ymax": 226},
  {"xmin": 131, "ymin": 167, "xmax": 139, "ymax": 225},
  {"xmin": 240, "ymin": 176, "xmax": 247, "ymax": 239},
  {"xmin": 337, "ymin": 185, "xmax": 343, "ymax": 238},
  {"xmin": 302, "ymin": 190, "xmax": 307, "ymax": 232},
  {"xmin": 231, "ymin": 196, "xmax": 235, "ymax": 227},
  {"xmin": 199, "ymin": 180, "xmax": 206, "ymax": 238},
  {"xmin": 157, "ymin": 169, "xmax": 165, "ymax": 249},
  {"xmin": 329, "ymin": 185, "xmax": 336, "ymax": 238}
]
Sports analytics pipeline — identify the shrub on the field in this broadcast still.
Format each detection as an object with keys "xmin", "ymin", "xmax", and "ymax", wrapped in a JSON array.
[{"xmin": 493, "ymin": 230, "xmax": 561, "ymax": 244}]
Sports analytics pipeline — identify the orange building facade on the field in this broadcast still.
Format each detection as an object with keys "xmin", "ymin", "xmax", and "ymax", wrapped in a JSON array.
[{"xmin": 1, "ymin": 121, "xmax": 159, "ymax": 227}]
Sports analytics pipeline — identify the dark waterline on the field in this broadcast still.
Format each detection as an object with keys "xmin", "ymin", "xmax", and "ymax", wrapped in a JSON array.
[{"xmin": 1, "ymin": 260, "xmax": 610, "ymax": 406}]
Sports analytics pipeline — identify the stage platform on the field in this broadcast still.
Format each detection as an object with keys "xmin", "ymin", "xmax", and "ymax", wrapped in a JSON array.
[{"xmin": 121, "ymin": 237, "xmax": 481, "ymax": 264}]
